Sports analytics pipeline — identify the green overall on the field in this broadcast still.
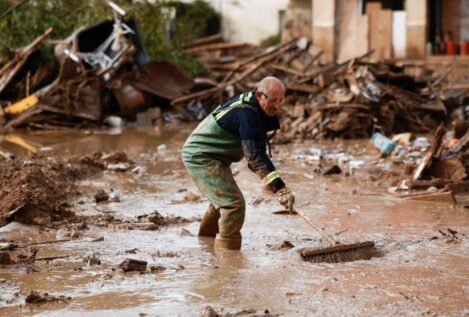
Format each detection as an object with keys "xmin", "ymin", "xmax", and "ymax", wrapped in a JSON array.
[{"xmin": 182, "ymin": 92, "xmax": 256, "ymax": 237}]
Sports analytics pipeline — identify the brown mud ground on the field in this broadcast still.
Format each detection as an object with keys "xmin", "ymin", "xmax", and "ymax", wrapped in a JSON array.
[{"xmin": 0, "ymin": 126, "xmax": 468, "ymax": 316}]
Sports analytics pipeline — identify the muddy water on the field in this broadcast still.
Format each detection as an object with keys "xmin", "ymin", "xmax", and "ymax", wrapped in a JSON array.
[{"xmin": 0, "ymin": 126, "xmax": 468, "ymax": 316}]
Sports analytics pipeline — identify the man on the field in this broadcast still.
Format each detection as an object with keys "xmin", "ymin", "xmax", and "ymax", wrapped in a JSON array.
[{"xmin": 182, "ymin": 76, "xmax": 295, "ymax": 250}]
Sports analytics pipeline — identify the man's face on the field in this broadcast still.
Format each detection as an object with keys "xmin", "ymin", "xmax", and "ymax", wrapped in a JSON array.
[{"xmin": 257, "ymin": 88, "xmax": 285, "ymax": 117}]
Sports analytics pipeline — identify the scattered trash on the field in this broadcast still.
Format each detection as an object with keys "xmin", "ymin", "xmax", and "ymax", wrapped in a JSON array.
[
  {"xmin": 371, "ymin": 132, "xmax": 395, "ymax": 155},
  {"xmin": 157, "ymin": 144, "xmax": 167, "ymax": 154}
]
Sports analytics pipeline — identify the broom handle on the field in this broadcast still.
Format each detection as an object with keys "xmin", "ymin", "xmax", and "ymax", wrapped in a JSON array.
[{"xmin": 293, "ymin": 208, "xmax": 340, "ymax": 246}]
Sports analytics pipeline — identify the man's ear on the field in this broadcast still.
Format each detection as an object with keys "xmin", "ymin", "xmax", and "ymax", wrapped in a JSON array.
[{"xmin": 255, "ymin": 91, "xmax": 262, "ymax": 101}]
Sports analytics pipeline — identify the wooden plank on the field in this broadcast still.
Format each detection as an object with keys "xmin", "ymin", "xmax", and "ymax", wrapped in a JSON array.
[
  {"xmin": 268, "ymin": 64, "xmax": 304, "ymax": 77},
  {"xmin": 411, "ymin": 122, "xmax": 445, "ymax": 181},
  {"xmin": 185, "ymin": 42, "xmax": 250, "ymax": 54},
  {"xmin": 0, "ymin": 27, "xmax": 53, "ymax": 94},
  {"xmin": 172, "ymin": 40, "xmax": 298, "ymax": 106},
  {"xmin": 285, "ymin": 83, "xmax": 320, "ymax": 94},
  {"xmin": 452, "ymin": 129, "xmax": 469, "ymax": 152},
  {"xmin": 407, "ymin": 191, "xmax": 456, "ymax": 204},
  {"xmin": 408, "ymin": 179, "xmax": 452, "ymax": 190},
  {"xmin": 184, "ymin": 33, "xmax": 223, "ymax": 49}
]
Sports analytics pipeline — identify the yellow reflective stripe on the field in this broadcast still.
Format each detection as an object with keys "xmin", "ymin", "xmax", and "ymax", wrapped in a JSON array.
[
  {"xmin": 243, "ymin": 91, "xmax": 253, "ymax": 102},
  {"xmin": 214, "ymin": 92, "xmax": 254, "ymax": 121},
  {"xmin": 262, "ymin": 171, "xmax": 280, "ymax": 185},
  {"xmin": 214, "ymin": 98, "xmax": 243, "ymax": 121}
]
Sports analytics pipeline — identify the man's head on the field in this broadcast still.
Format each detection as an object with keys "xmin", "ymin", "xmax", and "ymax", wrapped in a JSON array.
[{"xmin": 255, "ymin": 77, "xmax": 286, "ymax": 117}]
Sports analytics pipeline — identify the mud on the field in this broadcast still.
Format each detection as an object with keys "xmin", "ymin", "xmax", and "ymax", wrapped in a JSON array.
[
  {"xmin": 0, "ymin": 126, "xmax": 468, "ymax": 316},
  {"xmin": 0, "ymin": 155, "xmax": 89, "ymax": 227}
]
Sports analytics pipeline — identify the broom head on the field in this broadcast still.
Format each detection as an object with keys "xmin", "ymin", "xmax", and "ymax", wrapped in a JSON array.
[{"xmin": 301, "ymin": 241, "xmax": 378, "ymax": 263}]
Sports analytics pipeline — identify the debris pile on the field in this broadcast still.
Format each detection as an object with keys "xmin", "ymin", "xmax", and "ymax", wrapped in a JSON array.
[
  {"xmin": 1, "ymin": 14, "xmax": 467, "ymax": 143},
  {"xmin": 0, "ymin": 3, "xmax": 195, "ymax": 130},
  {"xmin": 176, "ymin": 36, "xmax": 467, "ymax": 142},
  {"xmin": 395, "ymin": 121, "xmax": 469, "ymax": 202}
]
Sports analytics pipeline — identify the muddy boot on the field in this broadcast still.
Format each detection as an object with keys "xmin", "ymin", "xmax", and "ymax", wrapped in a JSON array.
[
  {"xmin": 214, "ymin": 233, "xmax": 242, "ymax": 250},
  {"xmin": 198, "ymin": 205, "xmax": 220, "ymax": 237}
]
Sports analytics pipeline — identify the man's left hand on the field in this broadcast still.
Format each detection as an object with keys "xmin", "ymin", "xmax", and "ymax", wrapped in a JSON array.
[{"xmin": 277, "ymin": 187, "xmax": 295, "ymax": 212}]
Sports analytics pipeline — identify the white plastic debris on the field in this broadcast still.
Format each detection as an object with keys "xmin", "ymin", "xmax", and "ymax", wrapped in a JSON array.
[
  {"xmin": 103, "ymin": 115, "xmax": 124, "ymax": 128},
  {"xmin": 412, "ymin": 137, "xmax": 430, "ymax": 150},
  {"xmin": 157, "ymin": 144, "xmax": 167, "ymax": 154}
]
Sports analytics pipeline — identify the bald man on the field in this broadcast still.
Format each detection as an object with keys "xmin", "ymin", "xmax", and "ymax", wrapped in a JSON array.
[{"xmin": 182, "ymin": 77, "xmax": 295, "ymax": 250}]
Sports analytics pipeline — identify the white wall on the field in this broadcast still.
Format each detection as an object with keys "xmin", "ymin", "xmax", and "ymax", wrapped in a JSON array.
[{"xmin": 179, "ymin": 0, "xmax": 290, "ymax": 44}]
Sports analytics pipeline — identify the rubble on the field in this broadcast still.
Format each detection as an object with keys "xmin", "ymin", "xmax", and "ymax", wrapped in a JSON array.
[
  {"xmin": 134, "ymin": 210, "xmax": 192, "ymax": 229},
  {"xmin": 0, "ymin": 2, "xmax": 196, "ymax": 130},
  {"xmin": 118, "ymin": 258, "xmax": 147, "ymax": 272},
  {"xmin": 168, "ymin": 36, "xmax": 465, "ymax": 143},
  {"xmin": 25, "ymin": 290, "xmax": 71, "ymax": 304},
  {"xmin": 1, "ymin": 20, "xmax": 467, "ymax": 142}
]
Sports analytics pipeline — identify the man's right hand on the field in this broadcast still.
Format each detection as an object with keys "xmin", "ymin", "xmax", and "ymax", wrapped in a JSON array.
[{"xmin": 277, "ymin": 187, "xmax": 295, "ymax": 212}]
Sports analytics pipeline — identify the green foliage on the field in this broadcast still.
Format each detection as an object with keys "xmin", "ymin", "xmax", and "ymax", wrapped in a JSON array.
[
  {"xmin": 0, "ymin": 0, "xmax": 219, "ymax": 75},
  {"xmin": 260, "ymin": 33, "xmax": 281, "ymax": 48}
]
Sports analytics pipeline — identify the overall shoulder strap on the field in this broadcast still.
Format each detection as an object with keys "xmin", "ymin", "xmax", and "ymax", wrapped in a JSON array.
[{"xmin": 214, "ymin": 92, "xmax": 257, "ymax": 121}]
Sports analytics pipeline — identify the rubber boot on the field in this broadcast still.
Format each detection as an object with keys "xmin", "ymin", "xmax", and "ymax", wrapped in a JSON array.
[
  {"xmin": 214, "ymin": 233, "xmax": 242, "ymax": 250},
  {"xmin": 198, "ymin": 205, "xmax": 220, "ymax": 237}
]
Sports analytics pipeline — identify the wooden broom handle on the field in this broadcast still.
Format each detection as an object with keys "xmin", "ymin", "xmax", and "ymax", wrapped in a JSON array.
[{"xmin": 293, "ymin": 208, "xmax": 340, "ymax": 246}]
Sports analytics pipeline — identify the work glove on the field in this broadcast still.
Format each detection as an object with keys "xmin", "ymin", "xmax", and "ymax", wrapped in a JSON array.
[{"xmin": 277, "ymin": 187, "xmax": 295, "ymax": 213}]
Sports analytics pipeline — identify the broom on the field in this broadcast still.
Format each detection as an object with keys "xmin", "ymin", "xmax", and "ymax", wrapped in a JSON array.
[{"xmin": 293, "ymin": 208, "xmax": 377, "ymax": 263}]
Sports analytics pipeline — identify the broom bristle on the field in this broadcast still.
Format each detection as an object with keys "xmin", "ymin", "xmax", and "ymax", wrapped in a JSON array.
[{"xmin": 301, "ymin": 241, "xmax": 378, "ymax": 263}]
